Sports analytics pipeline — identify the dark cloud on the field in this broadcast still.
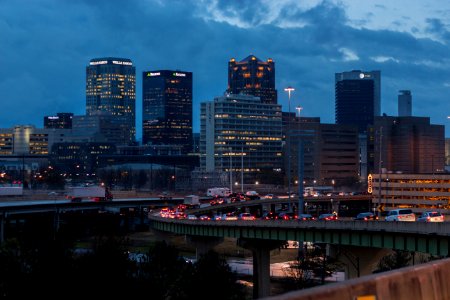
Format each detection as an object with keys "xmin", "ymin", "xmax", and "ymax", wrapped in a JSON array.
[
  {"xmin": 425, "ymin": 18, "xmax": 450, "ymax": 41},
  {"xmin": 0, "ymin": 0, "xmax": 449, "ymax": 138}
]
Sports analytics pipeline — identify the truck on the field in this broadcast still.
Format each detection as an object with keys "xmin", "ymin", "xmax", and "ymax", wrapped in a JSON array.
[
  {"xmin": 66, "ymin": 186, "xmax": 112, "ymax": 202},
  {"xmin": 206, "ymin": 187, "xmax": 231, "ymax": 198},
  {"xmin": 0, "ymin": 186, "xmax": 23, "ymax": 196},
  {"xmin": 184, "ymin": 195, "xmax": 200, "ymax": 207}
]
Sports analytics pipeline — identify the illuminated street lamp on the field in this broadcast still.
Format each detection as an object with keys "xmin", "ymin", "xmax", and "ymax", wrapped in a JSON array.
[{"xmin": 295, "ymin": 106, "xmax": 303, "ymax": 118}]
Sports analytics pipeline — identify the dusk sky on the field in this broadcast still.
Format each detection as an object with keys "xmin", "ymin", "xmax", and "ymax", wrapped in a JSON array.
[{"xmin": 1, "ymin": 0, "xmax": 449, "ymax": 138}]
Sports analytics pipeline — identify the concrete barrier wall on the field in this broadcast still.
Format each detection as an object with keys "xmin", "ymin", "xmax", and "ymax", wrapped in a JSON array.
[{"xmin": 265, "ymin": 257, "xmax": 450, "ymax": 300}]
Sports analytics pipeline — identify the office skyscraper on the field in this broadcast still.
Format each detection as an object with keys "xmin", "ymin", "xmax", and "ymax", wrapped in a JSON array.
[
  {"xmin": 200, "ymin": 94, "xmax": 283, "ymax": 183},
  {"xmin": 398, "ymin": 90, "xmax": 412, "ymax": 117},
  {"xmin": 335, "ymin": 70, "xmax": 381, "ymax": 133},
  {"xmin": 86, "ymin": 57, "xmax": 136, "ymax": 144},
  {"xmin": 142, "ymin": 70, "xmax": 193, "ymax": 154},
  {"xmin": 228, "ymin": 55, "xmax": 277, "ymax": 104}
]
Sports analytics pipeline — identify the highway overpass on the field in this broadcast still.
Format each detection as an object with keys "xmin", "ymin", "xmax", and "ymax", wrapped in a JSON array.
[{"xmin": 149, "ymin": 216, "xmax": 450, "ymax": 298}]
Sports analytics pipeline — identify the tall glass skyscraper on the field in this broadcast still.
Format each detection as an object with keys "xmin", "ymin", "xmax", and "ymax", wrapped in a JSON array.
[
  {"xmin": 228, "ymin": 55, "xmax": 277, "ymax": 104},
  {"xmin": 335, "ymin": 70, "xmax": 380, "ymax": 134},
  {"xmin": 86, "ymin": 57, "xmax": 136, "ymax": 144},
  {"xmin": 142, "ymin": 70, "xmax": 193, "ymax": 154}
]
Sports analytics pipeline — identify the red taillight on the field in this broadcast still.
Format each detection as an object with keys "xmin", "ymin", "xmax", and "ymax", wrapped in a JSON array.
[
  {"xmin": 427, "ymin": 216, "xmax": 431, "ymax": 221},
  {"xmin": 364, "ymin": 217, "xmax": 367, "ymax": 221}
]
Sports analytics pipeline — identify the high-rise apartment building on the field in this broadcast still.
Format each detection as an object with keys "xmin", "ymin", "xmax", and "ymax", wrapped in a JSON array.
[
  {"xmin": 142, "ymin": 70, "xmax": 193, "ymax": 154},
  {"xmin": 335, "ymin": 70, "xmax": 381, "ymax": 134},
  {"xmin": 44, "ymin": 113, "xmax": 73, "ymax": 129},
  {"xmin": 86, "ymin": 57, "xmax": 136, "ymax": 144},
  {"xmin": 228, "ymin": 55, "xmax": 277, "ymax": 104}
]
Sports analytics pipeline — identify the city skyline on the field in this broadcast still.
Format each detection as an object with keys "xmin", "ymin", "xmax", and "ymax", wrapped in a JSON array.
[{"xmin": 1, "ymin": 0, "xmax": 449, "ymax": 138}]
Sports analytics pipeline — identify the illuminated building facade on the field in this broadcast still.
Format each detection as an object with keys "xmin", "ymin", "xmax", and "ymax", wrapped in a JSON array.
[
  {"xmin": 0, "ymin": 125, "xmax": 68, "ymax": 156},
  {"xmin": 200, "ymin": 94, "xmax": 283, "ymax": 183},
  {"xmin": 0, "ymin": 131, "xmax": 13, "ymax": 155},
  {"xmin": 142, "ymin": 70, "xmax": 192, "ymax": 154},
  {"xmin": 86, "ymin": 57, "xmax": 136, "ymax": 144},
  {"xmin": 44, "ymin": 113, "xmax": 73, "ymax": 129},
  {"xmin": 228, "ymin": 55, "xmax": 277, "ymax": 104},
  {"xmin": 372, "ymin": 173, "xmax": 450, "ymax": 213},
  {"xmin": 335, "ymin": 70, "xmax": 381, "ymax": 134}
]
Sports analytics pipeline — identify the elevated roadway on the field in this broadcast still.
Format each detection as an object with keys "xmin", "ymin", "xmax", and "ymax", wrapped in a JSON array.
[
  {"xmin": 150, "ymin": 216, "xmax": 450, "ymax": 256},
  {"xmin": 150, "ymin": 215, "xmax": 450, "ymax": 299},
  {"xmin": 188, "ymin": 195, "xmax": 372, "ymax": 215}
]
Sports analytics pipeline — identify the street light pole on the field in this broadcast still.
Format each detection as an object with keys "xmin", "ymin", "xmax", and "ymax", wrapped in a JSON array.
[
  {"xmin": 241, "ymin": 145, "xmax": 244, "ymax": 193},
  {"xmin": 284, "ymin": 87, "xmax": 294, "ymax": 202},
  {"xmin": 378, "ymin": 126, "xmax": 383, "ymax": 218},
  {"xmin": 229, "ymin": 148, "xmax": 233, "ymax": 193}
]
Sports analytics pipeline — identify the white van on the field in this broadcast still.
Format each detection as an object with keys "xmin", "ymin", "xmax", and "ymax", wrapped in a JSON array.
[{"xmin": 385, "ymin": 209, "xmax": 416, "ymax": 222}]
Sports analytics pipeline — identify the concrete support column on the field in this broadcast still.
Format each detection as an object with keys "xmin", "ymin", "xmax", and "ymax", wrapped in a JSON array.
[
  {"xmin": 252, "ymin": 246, "xmax": 271, "ymax": 299},
  {"xmin": 238, "ymin": 238, "xmax": 285, "ymax": 299},
  {"xmin": 185, "ymin": 235, "xmax": 223, "ymax": 260}
]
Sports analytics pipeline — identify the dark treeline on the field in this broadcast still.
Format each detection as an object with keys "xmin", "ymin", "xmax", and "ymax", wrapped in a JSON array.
[{"xmin": 0, "ymin": 213, "xmax": 246, "ymax": 299}]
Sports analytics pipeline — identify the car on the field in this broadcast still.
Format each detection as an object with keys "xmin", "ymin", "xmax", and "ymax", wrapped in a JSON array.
[
  {"xmin": 261, "ymin": 211, "xmax": 279, "ymax": 220},
  {"xmin": 245, "ymin": 191, "xmax": 260, "ymax": 200},
  {"xmin": 199, "ymin": 215, "xmax": 211, "ymax": 221},
  {"xmin": 318, "ymin": 213, "xmax": 338, "ymax": 221},
  {"xmin": 221, "ymin": 213, "xmax": 238, "ymax": 221},
  {"xmin": 264, "ymin": 194, "xmax": 275, "ymax": 199},
  {"xmin": 417, "ymin": 211, "xmax": 444, "ymax": 222},
  {"xmin": 238, "ymin": 213, "xmax": 255, "ymax": 220},
  {"xmin": 187, "ymin": 214, "xmax": 198, "ymax": 220},
  {"xmin": 354, "ymin": 212, "xmax": 378, "ymax": 221},
  {"xmin": 212, "ymin": 214, "xmax": 223, "ymax": 221},
  {"xmin": 159, "ymin": 192, "xmax": 172, "ymax": 200},
  {"xmin": 229, "ymin": 192, "xmax": 245, "ymax": 201},
  {"xmin": 385, "ymin": 209, "xmax": 416, "ymax": 222},
  {"xmin": 278, "ymin": 212, "xmax": 297, "ymax": 220},
  {"xmin": 297, "ymin": 213, "xmax": 315, "ymax": 221}
]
